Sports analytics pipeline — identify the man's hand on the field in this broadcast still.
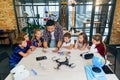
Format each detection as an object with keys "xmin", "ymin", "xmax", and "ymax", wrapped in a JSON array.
[
  {"xmin": 42, "ymin": 48, "xmax": 47, "ymax": 53},
  {"xmin": 52, "ymin": 48, "xmax": 59, "ymax": 53}
]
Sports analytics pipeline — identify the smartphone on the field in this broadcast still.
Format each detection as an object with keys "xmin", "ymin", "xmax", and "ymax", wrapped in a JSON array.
[{"xmin": 36, "ymin": 56, "xmax": 47, "ymax": 61}]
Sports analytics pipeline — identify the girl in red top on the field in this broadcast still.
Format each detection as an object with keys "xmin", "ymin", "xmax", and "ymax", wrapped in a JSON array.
[{"xmin": 90, "ymin": 33, "xmax": 106, "ymax": 57}]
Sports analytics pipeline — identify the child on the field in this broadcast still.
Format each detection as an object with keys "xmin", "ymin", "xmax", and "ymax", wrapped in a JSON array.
[
  {"xmin": 20, "ymin": 31, "xmax": 31, "ymax": 46},
  {"xmin": 61, "ymin": 32, "xmax": 74, "ymax": 50},
  {"xmin": 74, "ymin": 32, "xmax": 88, "ymax": 50},
  {"xmin": 20, "ymin": 31, "xmax": 36, "ymax": 51},
  {"xmin": 9, "ymin": 37, "xmax": 33, "ymax": 69},
  {"xmin": 89, "ymin": 33, "xmax": 106, "ymax": 57},
  {"xmin": 31, "ymin": 29, "xmax": 43, "ymax": 47}
]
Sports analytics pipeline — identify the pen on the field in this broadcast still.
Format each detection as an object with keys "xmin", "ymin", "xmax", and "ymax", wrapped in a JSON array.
[{"xmin": 31, "ymin": 69, "xmax": 37, "ymax": 75}]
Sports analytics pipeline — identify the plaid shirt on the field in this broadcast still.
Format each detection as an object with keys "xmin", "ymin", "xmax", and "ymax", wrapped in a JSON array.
[{"xmin": 43, "ymin": 22, "xmax": 63, "ymax": 44}]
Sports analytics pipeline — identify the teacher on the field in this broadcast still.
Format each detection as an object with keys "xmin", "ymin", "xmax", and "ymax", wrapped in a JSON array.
[{"xmin": 43, "ymin": 19, "xmax": 63, "ymax": 51}]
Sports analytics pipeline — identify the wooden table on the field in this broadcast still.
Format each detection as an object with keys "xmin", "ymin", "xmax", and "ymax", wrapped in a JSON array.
[
  {"xmin": 83, "ymin": 21, "xmax": 101, "ymax": 32},
  {"xmin": 5, "ymin": 48, "xmax": 119, "ymax": 80}
]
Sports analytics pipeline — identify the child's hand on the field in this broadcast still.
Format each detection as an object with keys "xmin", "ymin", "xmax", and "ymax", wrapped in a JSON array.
[
  {"xmin": 30, "ymin": 46, "xmax": 36, "ymax": 51},
  {"xmin": 74, "ymin": 40, "xmax": 78, "ymax": 49},
  {"xmin": 38, "ymin": 41, "xmax": 42, "ymax": 47},
  {"xmin": 74, "ymin": 45, "xmax": 78, "ymax": 49},
  {"xmin": 87, "ymin": 46, "xmax": 91, "ymax": 49},
  {"xmin": 27, "ymin": 49, "xmax": 32, "ymax": 53}
]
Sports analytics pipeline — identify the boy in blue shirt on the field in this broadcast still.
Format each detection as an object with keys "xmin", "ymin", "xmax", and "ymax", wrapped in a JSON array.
[{"xmin": 9, "ymin": 37, "xmax": 33, "ymax": 69}]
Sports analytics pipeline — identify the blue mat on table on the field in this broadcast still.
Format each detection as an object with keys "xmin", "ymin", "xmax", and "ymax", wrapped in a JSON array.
[{"xmin": 85, "ymin": 65, "xmax": 107, "ymax": 80}]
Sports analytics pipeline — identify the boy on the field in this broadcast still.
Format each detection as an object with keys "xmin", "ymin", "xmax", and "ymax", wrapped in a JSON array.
[
  {"xmin": 9, "ymin": 37, "xmax": 33, "ymax": 69},
  {"xmin": 62, "ymin": 32, "xmax": 74, "ymax": 50},
  {"xmin": 20, "ymin": 31, "xmax": 36, "ymax": 50}
]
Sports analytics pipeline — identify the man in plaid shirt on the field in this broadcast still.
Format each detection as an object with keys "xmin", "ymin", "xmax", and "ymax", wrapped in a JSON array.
[{"xmin": 43, "ymin": 20, "xmax": 63, "ymax": 52}]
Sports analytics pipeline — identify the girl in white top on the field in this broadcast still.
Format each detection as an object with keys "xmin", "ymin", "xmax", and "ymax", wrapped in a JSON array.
[
  {"xmin": 62, "ymin": 32, "xmax": 74, "ymax": 50},
  {"xmin": 74, "ymin": 32, "xmax": 88, "ymax": 50}
]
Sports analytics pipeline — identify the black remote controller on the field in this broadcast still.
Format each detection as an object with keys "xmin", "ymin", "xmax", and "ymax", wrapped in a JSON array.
[{"xmin": 36, "ymin": 56, "xmax": 47, "ymax": 61}]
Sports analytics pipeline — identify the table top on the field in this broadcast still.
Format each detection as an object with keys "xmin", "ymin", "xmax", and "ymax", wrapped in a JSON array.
[
  {"xmin": 83, "ymin": 21, "xmax": 101, "ymax": 24},
  {"xmin": 5, "ymin": 48, "xmax": 119, "ymax": 80}
]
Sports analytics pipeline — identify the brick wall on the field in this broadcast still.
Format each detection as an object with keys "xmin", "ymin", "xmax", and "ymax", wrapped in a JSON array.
[
  {"xmin": 110, "ymin": 0, "xmax": 120, "ymax": 44},
  {"xmin": 0, "ymin": 0, "xmax": 16, "ymax": 30}
]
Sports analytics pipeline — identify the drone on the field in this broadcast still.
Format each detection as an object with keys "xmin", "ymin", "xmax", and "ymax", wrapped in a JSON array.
[{"xmin": 52, "ymin": 56, "xmax": 75, "ymax": 69}]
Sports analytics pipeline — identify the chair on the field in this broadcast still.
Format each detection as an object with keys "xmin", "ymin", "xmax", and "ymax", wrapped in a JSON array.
[
  {"xmin": 0, "ymin": 31, "xmax": 8, "ymax": 44},
  {"xmin": 106, "ymin": 45, "xmax": 118, "ymax": 73},
  {"xmin": 0, "ymin": 37, "xmax": 8, "ymax": 44},
  {"xmin": 0, "ymin": 30, "xmax": 16, "ymax": 47},
  {"xmin": 0, "ymin": 52, "xmax": 10, "ymax": 80},
  {"xmin": 0, "ymin": 52, "xmax": 9, "ymax": 62}
]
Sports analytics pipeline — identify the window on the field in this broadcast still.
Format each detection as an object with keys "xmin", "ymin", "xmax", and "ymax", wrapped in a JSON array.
[
  {"xmin": 14, "ymin": 0, "xmax": 60, "ymax": 32},
  {"xmin": 13, "ymin": 0, "xmax": 116, "ymax": 44}
]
